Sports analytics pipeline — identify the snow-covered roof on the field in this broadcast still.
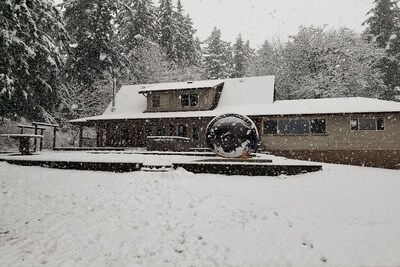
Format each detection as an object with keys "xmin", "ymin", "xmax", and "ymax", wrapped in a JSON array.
[
  {"xmin": 70, "ymin": 76, "xmax": 275, "ymax": 122},
  {"xmin": 70, "ymin": 76, "xmax": 400, "ymax": 123},
  {"xmin": 265, "ymin": 97, "xmax": 400, "ymax": 115},
  {"xmin": 138, "ymin": 80, "xmax": 224, "ymax": 93}
]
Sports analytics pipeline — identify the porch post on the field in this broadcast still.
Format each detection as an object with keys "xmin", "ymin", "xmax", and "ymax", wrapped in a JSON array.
[
  {"xmin": 79, "ymin": 126, "xmax": 83, "ymax": 147},
  {"xmin": 53, "ymin": 127, "xmax": 57, "ymax": 149},
  {"xmin": 99, "ymin": 127, "xmax": 104, "ymax": 147},
  {"xmin": 40, "ymin": 129, "xmax": 44, "ymax": 151},
  {"xmin": 33, "ymin": 124, "xmax": 38, "ymax": 152},
  {"xmin": 96, "ymin": 126, "xmax": 100, "ymax": 147}
]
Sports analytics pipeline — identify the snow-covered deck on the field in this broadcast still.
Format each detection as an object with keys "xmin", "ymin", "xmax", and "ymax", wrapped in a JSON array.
[{"xmin": 0, "ymin": 151, "xmax": 322, "ymax": 175}]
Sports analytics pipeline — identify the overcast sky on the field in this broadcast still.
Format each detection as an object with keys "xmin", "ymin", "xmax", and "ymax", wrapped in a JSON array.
[
  {"xmin": 180, "ymin": 0, "xmax": 374, "ymax": 48},
  {"xmin": 55, "ymin": 0, "xmax": 374, "ymax": 48}
]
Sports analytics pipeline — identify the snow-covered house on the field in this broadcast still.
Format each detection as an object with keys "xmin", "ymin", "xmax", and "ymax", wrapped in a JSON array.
[{"xmin": 70, "ymin": 76, "xmax": 400, "ymax": 168}]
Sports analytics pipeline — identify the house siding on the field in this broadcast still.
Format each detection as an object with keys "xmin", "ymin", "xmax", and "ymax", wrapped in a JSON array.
[
  {"xmin": 260, "ymin": 113, "xmax": 400, "ymax": 168},
  {"xmin": 260, "ymin": 113, "xmax": 400, "ymax": 151}
]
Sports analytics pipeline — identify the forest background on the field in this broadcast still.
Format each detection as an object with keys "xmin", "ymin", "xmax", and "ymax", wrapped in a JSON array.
[{"xmin": 0, "ymin": 0, "xmax": 399, "ymax": 125}]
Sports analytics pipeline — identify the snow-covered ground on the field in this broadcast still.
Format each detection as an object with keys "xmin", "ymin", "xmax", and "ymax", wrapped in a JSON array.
[{"xmin": 0, "ymin": 154, "xmax": 400, "ymax": 266}]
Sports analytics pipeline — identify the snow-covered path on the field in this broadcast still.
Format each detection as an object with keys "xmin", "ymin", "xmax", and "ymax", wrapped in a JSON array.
[{"xmin": 0, "ymin": 161, "xmax": 399, "ymax": 266}]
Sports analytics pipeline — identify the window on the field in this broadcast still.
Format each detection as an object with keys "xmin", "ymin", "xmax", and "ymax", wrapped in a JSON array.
[
  {"xmin": 350, "ymin": 119, "xmax": 358, "ymax": 131},
  {"xmin": 152, "ymin": 95, "xmax": 160, "ymax": 108},
  {"xmin": 359, "ymin": 118, "xmax": 376, "ymax": 130},
  {"xmin": 350, "ymin": 118, "xmax": 384, "ymax": 131},
  {"xmin": 263, "ymin": 118, "xmax": 326, "ymax": 135},
  {"xmin": 192, "ymin": 126, "xmax": 199, "ymax": 141},
  {"xmin": 377, "ymin": 118, "xmax": 385, "ymax": 130},
  {"xmin": 190, "ymin": 94, "xmax": 199, "ymax": 106},
  {"xmin": 278, "ymin": 119, "xmax": 309, "ymax": 135},
  {"xmin": 181, "ymin": 94, "xmax": 189, "ymax": 107},
  {"xmin": 264, "ymin": 120, "xmax": 277, "ymax": 134},
  {"xmin": 310, "ymin": 119, "xmax": 326, "ymax": 134},
  {"xmin": 181, "ymin": 94, "xmax": 199, "ymax": 107},
  {"xmin": 177, "ymin": 124, "xmax": 187, "ymax": 137}
]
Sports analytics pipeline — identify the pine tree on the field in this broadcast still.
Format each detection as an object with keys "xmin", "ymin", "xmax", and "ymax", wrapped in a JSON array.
[
  {"xmin": 202, "ymin": 27, "xmax": 233, "ymax": 79},
  {"xmin": 244, "ymin": 40, "xmax": 255, "ymax": 64},
  {"xmin": 63, "ymin": 0, "xmax": 126, "ymax": 116},
  {"xmin": 194, "ymin": 36, "xmax": 203, "ymax": 65},
  {"xmin": 363, "ymin": 0, "xmax": 400, "ymax": 99},
  {"xmin": 232, "ymin": 34, "xmax": 245, "ymax": 78},
  {"xmin": 173, "ymin": 1, "xmax": 200, "ymax": 66},
  {"xmin": 363, "ymin": 0, "xmax": 397, "ymax": 48},
  {"xmin": 247, "ymin": 40, "xmax": 281, "ymax": 79},
  {"xmin": 385, "ymin": 15, "xmax": 400, "ymax": 96},
  {"xmin": 158, "ymin": 0, "xmax": 177, "ymax": 62},
  {"xmin": 183, "ymin": 14, "xmax": 202, "ymax": 66},
  {"xmin": 232, "ymin": 34, "xmax": 246, "ymax": 78},
  {"xmin": 173, "ymin": 0, "xmax": 186, "ymax": 65},
  {"xmin": 0, "ymin": 0, "xmax": 69, "ymax": 120},
  {"xmin": 117, "ymin": 0, "xmax": 158, "ymax": 50}
]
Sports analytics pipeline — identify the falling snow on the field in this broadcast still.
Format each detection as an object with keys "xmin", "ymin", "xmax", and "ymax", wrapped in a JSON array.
[{"xmin": 0, "ymin": 156, "xmax": 400, "ymax": 266}]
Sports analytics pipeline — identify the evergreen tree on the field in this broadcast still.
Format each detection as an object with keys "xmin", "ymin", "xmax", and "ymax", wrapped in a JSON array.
[
  {"xmin": 202, "ymin": 27, "xmax": 233, "ymax": 79},
  {"xmin": 243, "ymin": 40, "xmax": 255, "ymax": 65},
  {"xmin": 173, "ymin": 1, "xmax": 200, "ymax": 66},
  {"xmin": 173, "ymin": 0, "xmax": 186, "ymax": 65},
  {"xmin": 0, "ymin": 0, "xmax": 69, "ymax": 120},
  {"xmin": 363, "ymin": 0, "xmax": 400, "ymax": 99},
  {"xmin": 158, "ymin": 0, "xmax": 177, "ymax": 62},
  {"xmin": 385, "ymin": 14, "xmax": 400, "ymax": 97},
  {"xmin": 232, "ymin": 34, "xmax": 246, "ymax": 78},
  {"xmin": 63, "ymin": 0, "xmax": 125, "ymax": 116},
  {"xmin": 248, "ymin": 40, "xmax": 277, "ymax": 76},
  {"xmin": 363, "ymin": 0, "xmax": 397, "ymax": 48},
  {"xmin": 117, "ymin": 0, "xmax": 158, "ymax": 50},
  {"xmin": 194, "ymin": 36, "xmax": 203, "ymax": 65},
  {"xmin": 183, "ymin": 14, "xmax": 202, "ymax": 66}
]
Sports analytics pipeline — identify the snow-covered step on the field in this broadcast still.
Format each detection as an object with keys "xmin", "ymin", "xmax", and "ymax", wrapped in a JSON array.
[{"xmin": 141, "ymin": 165, "xmax": 173, "ymax": 172}]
